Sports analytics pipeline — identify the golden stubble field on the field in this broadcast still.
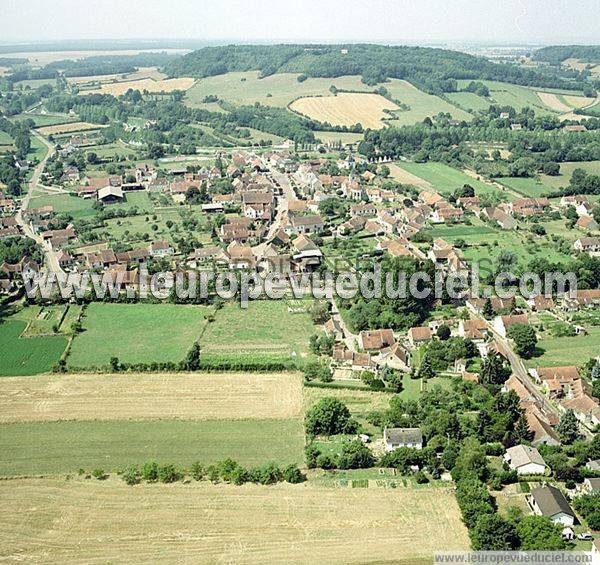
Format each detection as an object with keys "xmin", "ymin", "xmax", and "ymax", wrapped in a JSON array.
[
  {"xmin": 85, "ymin": 77, "xmax": 196, "ymax": 96},
  {"xmin": 35, "ymin": 121, "xmax": 107, "ymax": 136},
  {"xmin": 0, "ymin": 372, "xmax": 304, "ymax": 422},
  {"xmin": 290, "ymin": 92, "xmax": 398, "ymax": 129},
  {"xmin": 0, "ymin": 477, "xmax": 469, "ymax": 564}
]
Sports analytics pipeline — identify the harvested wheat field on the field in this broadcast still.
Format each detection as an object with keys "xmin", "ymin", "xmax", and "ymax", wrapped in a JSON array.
[
  {"xmin": 0, "ymin": 478, "xmax": 469, "ymax": 564},
  {"xmin": 536, "ymin": 91, "xmax": 571, "ymax": 113},
  {"xmin": 387, "ymin": 162, "xmax": 433, "ymax": 188},
  {"xmin": 0, "ymin": 372, "xmax": 303, "ymax": 422},
  {"xmin": 563, "ymin": 94, "xmax": 597, "ymax": 108},
  {"xmin": 290, "ymin": 93, "xmax": 398, "ymax": 129},
  {"xmin": 87, "ymin": 77, "xmax": 196, "ymax": 96},
  {"xmin": 36, "ymin": 121, "xmax": 107, "ymax": 136}
]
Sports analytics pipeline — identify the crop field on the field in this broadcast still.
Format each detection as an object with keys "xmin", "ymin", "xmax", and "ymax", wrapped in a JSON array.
[
  {"xmin": 315, "ymin": 131, "xmax": 364, "ymax": 145},
  {"xmin": 563, "ymin": 94, "xmax": 597, "ymax": 108},
  {"xmin": 290, "ymin": 92, "xmax": 398, "ymax": 129},
  {"xmin": 68, "ymin": 67, "xmax": 167, "ymax": 86},
  {"xmin": 200, "ymin": 300, "xmax": 315, "ymax": 363},
  {"xmin": 35, "ymin": 121, "xmax": 106, "ymax": 136},
  {"xmin": 445, "ymin": 91, "xmax": 492, "ymax": 112},
  {"xmin": 398, "ymin": 162, "xmax": 502, "ymax": 197},
  {"xmin": 536, "ymin": 91, "xmax": 572, "ymax": 113},
  {"xmin": 0, "ymin": 418, "xmax": 304, "ymax": 475},
  {"xmin": 0, "ymin": 478, "xmax": 469, "ymax": 564},
  {"xmin": 0, "ymin": 372, "xmax": 303, "ymax": 423},
  {"xmin": 13, "ymin": 113, "xmax": 76, "ymax": 127},
  {"xmin": 86, "ymin": 77, "xmax": 196, "ymax": 96},
  {"xmin": 456, "ymin": 80, "xmax": 559, "ymax": 115},
  {"xmin": 383, "ymin": 79, "xmax": 472, "ymax": 125},
  {"xmin": 525, "ymin": 327, "xmax": 600, "ymax": 368},
  {"xmin": 185, "ymin": 71, "xmax": 369, "ymax": 108},
  {"xmin": 0, "ymin": 319, "xmax": 67, "ymax": 376},
  {"xmin": 68, "ymin": 303, "xmax": 211, "ymax": 368}
]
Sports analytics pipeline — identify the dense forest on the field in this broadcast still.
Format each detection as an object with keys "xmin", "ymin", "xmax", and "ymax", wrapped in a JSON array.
[
  {"xmin": 165, "ymin": 44, "xmax": 588, "ymax": 93},
  {"xmin": 533, "ymin": 45, "xmax": 600, "ymax": 65}
]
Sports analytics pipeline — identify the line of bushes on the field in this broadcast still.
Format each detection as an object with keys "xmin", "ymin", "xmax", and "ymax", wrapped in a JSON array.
[{"xmin": 117, "ymin": 459, "xmax": 305, "ymax": 486}]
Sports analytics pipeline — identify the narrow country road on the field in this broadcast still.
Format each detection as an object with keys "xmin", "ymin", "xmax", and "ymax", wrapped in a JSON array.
[{"xmin": 14, "ymin": 131, "xmax": 64, "ymax": 275}]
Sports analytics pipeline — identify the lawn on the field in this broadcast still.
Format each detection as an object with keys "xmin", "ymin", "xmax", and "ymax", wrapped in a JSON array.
[
  {"xmin": 383, "ymin": 79, "xmax": 472, "ymax": 125},
  {"xmin": 399, "ymin": 162, "xmax": 501, "ymax": 197},
  {"xmin": 10, "ymin": 304, "xmax": 74, "ymax": 336},
  {"xmin": 0, "ymin": 418, "xmax": 305, "ymax": 475},
  {"xmin": 525, "ymin": 327, "xmax": 600, "ymax": 368},
  {"xmin": 185, "ymin": 71, "xmax": 369, "ymax": 108},
  {"xmin": 497, "ymin": 176, "xmax": 555, "ymax": 198},
  {"xmin": 0, "ymin": 319, "xmax": 67, "ymax": 376},
  {"xmin": 201, "ymin": 300, "xmax": 315, "ymax": 363},
  {"xmin": 28, "ymin": 192, "xmax": 97, "ymax": 218},
  {"xmin": 68, "ymin": 303, "xmax": 211, "ymax": 368},
  {"xmin": 428, "ymin": 218, "xmax": 498, "ymax": 244},
  {"xmin": 460, "ymin": 229, "xmax": 572, "ymax": 267}
]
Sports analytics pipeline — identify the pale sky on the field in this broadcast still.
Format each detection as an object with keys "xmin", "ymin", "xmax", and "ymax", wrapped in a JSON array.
[{"xmin": 1, "ymin": 0, "xmax": 599, "ymax": 44}]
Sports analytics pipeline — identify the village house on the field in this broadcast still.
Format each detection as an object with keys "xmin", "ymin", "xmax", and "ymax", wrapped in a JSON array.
[
  {"xmin": 149, "ymin": 240, "xmax": 174, "ymax": 257},
  {"xmin": 350, "ymin": 202, "xmax": 377, "ymax": 218},
  {"xmin": 291, "ymin": 234, "xmax": 322, "ymax": 273},
  {"xmin": 186, "ymin": 246, "xmax": 229, "ymax": 269},
  {"xmin": 358, "ymin": 329, "xmax": 395, "ymax": 351},
  {"xmin": 284, "ymin": 214, "xmax": 325, "ymax": 235},
  {"xmin": 580, "ymin": 477, "xmax": 600, "ymax": 494},
  {"xmin": 374, "ymin": 343, "xmax": 411, "ymax": 372},
  {"xmin": 528, "ymin": 485, "xmax": 575, "ymax": 526},
  {"xmin": 574, "ymin": 236, "xmax": 600, "ymax": 257},
  {"xmin": 85, "ymin": 249, "xmax": 118, "ymax": 269},
  {"xmin": 0, "ymin": 257, "xmax": 39, "ymax": 282},
  {"xmin": 504, "ymin": 444, "xmax": 548, "ymax": 475},
  {"xmin": 492, "ymin": 313, "xmax": 529, "ymax": 337},
  {"xmin": 227, "ymin": 242, "xmax": 255, "ymax": 270},
  {"xmin": 383, "ymin": 427, "xmax": 423, "ymax": 451},
  {"xmin": 41, "ymin": 226, "xmax": 76, "ymax": 248},
  {"xmin": 576, "ymin": 216, "xmax": 599, "ymax": 231},
  {"xmin": 508, "ymin": 197, "xmax": 550, "ymax": 217},
  {"xmin": 457, "ymin": 318, "xmax": 489, "ymax": 342},
  {"xmin": 407, "ymin": 326, "xmax": 432, "ymax": 348},
  {"xmin": 97, "ymin": 185, "xmax": 124, "ymax": 205},
  {"xmin": 482, "ymin": 206, "xmax": 517, "ymax": 230}
]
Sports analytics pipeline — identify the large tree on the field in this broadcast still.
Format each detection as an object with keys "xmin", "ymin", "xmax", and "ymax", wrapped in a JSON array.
[
  {"xmin": 507, "ymin": 323, "xmax": 538, "ymax": 359},
  {"xmin": 471, "ymin": 514, "xmax": 519, "ymax": 550},
  {"xmin": 304, "ymin": 397, "xmax": 357, "ymax": 437}
]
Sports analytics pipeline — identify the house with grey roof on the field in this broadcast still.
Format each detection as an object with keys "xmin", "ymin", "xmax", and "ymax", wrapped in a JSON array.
[
  {"xmin": 527, "ymin": 485, "xmax": 575, "ymax": 526},
  {"xmin": 383, "ymin": 427, "xmax": 423, "ymax": 451},
  {"xmin": 504, "ymin": 444, "xmax": 548, "ymax": 475}
]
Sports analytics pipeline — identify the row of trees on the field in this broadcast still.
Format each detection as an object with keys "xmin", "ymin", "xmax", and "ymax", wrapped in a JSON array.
[{"xmin": 119, "ymin": 458, "xmax": 304, "ymax": 486}]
